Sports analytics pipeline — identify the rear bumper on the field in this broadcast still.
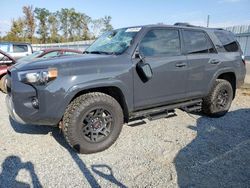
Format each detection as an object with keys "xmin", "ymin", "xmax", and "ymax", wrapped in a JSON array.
[{"xmin": 5, "ymin": 95, "xmax": 26, "ymax": 124}]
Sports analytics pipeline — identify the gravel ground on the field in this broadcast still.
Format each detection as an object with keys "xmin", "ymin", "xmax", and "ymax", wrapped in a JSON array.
[{"xmin": 0, "ymin": 89, "xmax": 250, "ymax": 188}]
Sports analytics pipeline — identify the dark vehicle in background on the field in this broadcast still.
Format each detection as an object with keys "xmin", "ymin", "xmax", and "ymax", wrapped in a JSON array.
[
  {"xmin": 18, "ymin": 48, "xmax": 83, "ymax": 63},
  {"xmin": 6, "ymin": 24, "xmax": 246, "ymax": 154},
  {"xmin": 0, "ymin": 42, "xmax": 33, "ymax": 59},
  {"xmin": 0, "ymin": 49, "xmax": 16, "ymax": 93}
]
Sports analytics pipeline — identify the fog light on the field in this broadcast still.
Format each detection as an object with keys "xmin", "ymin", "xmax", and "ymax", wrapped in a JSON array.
[{"xmin": 31, "ymin": 97, "xmax": 39, "ymax": 109}]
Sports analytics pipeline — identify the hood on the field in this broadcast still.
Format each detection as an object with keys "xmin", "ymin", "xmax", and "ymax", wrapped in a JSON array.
[{"xmin": 13, "ymin": 54, "xmax": 113, "ymax": 71}]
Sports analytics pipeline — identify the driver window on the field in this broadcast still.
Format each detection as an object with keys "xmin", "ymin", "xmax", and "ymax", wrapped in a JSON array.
[{"xmin": 139, "ymin": 29, "xmax": 181, "ymax": 57}]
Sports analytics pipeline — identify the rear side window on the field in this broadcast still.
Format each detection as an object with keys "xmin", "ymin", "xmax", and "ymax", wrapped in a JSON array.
[
  {"xmin": 139, "ymin": 29, "xmax": 181, "ymax": 57},
  {"xmin": 183, "ymin": 30, "xmax": 216, "ymax": 54},
  {"xmin": 13, "ymin": 44, "xmax": 28, "ymax": 53},
  {"xmin": 214, "ymin": 30, "xmax": 239, "ymax": 52}
]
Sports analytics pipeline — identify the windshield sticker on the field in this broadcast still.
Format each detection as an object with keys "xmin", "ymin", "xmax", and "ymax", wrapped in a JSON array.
[{"xmin": 125, "ymin": 27, "xmax": 142, "ymax": 32}]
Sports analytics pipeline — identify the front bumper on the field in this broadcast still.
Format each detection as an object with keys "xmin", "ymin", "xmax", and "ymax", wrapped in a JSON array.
[
  {"xmin": 5, "ymin": 95, "xmax": 26, "ymax": 124},
  {"xmin": 5, "ymin": 69, "xmax": 67, "ymax": 126}
]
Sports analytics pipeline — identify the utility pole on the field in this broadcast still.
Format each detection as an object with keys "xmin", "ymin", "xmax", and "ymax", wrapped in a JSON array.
[{"xmin": 207, "ymin": 15, "xmax": 210, "ymax": 28}]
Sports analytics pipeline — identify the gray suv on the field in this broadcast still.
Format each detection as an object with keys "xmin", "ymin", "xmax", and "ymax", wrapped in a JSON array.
[{"xmin": 5, "ymin": 24, "xmax": 246, "ymax": 153}]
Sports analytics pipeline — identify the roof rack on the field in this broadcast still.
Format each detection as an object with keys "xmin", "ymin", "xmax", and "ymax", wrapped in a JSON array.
[{"xmin": 174, "ymin": 22, "xmax": 196, "ymax": 27}]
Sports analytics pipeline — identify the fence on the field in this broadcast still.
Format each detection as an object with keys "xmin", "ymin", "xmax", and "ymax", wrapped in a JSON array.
[
  {"xmin": 225, "ymin": 25, "xmax": 250, "ymax": 59},
  {"xmin": 32, "ymin": 40, "xmax": 94, "ymax": 52}
]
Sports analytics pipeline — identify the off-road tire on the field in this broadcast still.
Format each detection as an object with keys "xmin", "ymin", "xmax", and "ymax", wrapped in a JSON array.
[
  {"xmin": 202, "ymin": 79, "xmax": 233, "ymax": 117},
  {"xmin": 63, "ymin": 92, "xmax": 124, "ymax": 154},
  {"xmin": 0, "ymin": 75, "xmax": 7, "ymax": 93}
]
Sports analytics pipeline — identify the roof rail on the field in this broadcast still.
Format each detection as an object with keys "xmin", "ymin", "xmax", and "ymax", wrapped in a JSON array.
[{"xmin": 174, "ymin": 22, "xmax": 196, "ymax": 27}]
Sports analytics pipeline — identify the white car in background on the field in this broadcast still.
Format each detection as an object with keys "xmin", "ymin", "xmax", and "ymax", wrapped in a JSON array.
[{"xmin": 0, "ymin": 42, "xmax": 33, "ymax": 60}]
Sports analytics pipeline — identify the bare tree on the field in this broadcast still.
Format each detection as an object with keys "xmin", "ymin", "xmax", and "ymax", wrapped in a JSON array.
[{"xmin": 23, "ymin": 5, "xmax": 36, "ymax": 43}]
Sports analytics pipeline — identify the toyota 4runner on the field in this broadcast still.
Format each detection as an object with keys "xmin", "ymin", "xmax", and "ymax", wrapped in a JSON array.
[{"xmin": 5, "ymin": 23, "xmax": 246, "ymax": 153}]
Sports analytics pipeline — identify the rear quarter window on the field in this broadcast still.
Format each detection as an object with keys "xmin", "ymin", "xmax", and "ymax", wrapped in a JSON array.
[{"xmin": 214, "ymin": 31, "xmax": 239, "ymax": 52}]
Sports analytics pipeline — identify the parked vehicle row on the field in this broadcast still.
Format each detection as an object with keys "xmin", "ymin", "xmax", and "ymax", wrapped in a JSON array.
[
  {"xmin": 0, "ymin": 47, "xmax": 83, "ymax": 93},
  {"xmin": 0, "ymin": 49, "xmax": 16, "ymax": 93},
  {"xmin": 5, "ymin": 23, "xmax": 246, "ymax": 154},
  {"xmin": 18, "ymin": 48, "xmax": 82, "ymax": 63}
]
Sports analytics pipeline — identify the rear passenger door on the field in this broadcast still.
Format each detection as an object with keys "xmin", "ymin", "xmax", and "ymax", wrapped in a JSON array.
[
  {"xmin": 182, "ymin": 29, "xmax": 218, "ymax": 98},
  {"xmin": 133, "ymin": 28, "xmax": 188, "ymax": 109}
]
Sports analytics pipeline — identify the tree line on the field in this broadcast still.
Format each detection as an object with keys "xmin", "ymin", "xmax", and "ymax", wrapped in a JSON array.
[{"xmin": 0, "ymin": 5, "xmax": 113, "ymax": 44}]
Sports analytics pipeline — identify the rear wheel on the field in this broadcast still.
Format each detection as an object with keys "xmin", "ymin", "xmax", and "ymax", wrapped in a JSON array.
[
  {"xmin": 0, "ymin": 75, "xmax": 7, "ymax": 93},
  {"xmin": 202, "ymin": 79, "xmax": 233, "ymax": 117},
  {"xmin": 63, "ymin": 92, "xmax": 124, "ymax": 154}
]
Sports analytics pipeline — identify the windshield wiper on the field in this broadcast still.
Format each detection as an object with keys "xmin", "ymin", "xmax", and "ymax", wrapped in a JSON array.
[{"xmin": 84, "ymin": 51, "xmax": 116, "ymax": 55}]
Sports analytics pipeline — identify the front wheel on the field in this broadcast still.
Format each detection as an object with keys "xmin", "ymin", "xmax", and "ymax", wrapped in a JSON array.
[
  {"xmin": 63, "ymin": 92, "xmax": 124, "ymax": 154},
  {"xmin": 202, "ymin": 79, "xmax": 233, "ymax": 117}
]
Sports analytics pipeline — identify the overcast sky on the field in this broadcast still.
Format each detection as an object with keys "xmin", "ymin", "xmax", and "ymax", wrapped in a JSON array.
[{"xmin": 0, "ymin": 0, "xmax": 250, "ymax": 36}]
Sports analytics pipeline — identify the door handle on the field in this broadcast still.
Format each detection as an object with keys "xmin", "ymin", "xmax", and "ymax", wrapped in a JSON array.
[
  {"xmin": 175, "ymin": 62, "xmax": 187, "ymax": 68},
  {"xmin": 209, "ymin": 59, "xmax": 221, "ymax": 65}
]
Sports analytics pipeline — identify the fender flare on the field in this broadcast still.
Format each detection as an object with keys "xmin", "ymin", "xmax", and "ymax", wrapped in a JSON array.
[
  {"xmin": 57, "ymin": 78, "xmax": 132, "ymax": 119},
  {"xmin": 206, "ymin": 67, "xmax": 236, "ymax": 94}
]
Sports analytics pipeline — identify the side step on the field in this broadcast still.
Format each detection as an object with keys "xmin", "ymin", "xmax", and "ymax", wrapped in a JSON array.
[
  {"xmin": 147, "ymin": 110, "xmax": 176, "ymax": 121},
  {"xmin": 130, "ymin": 99, "xmax": 202, "ymax": 120},
  {"xmin": 180, "ymin": 103, "xmax": 202, "ymax": 112}
]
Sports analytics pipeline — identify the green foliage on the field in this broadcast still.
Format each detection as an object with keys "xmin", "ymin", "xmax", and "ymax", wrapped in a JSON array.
[
  {"xmin": 34, "ymin": 8, "xmax": 50, "ymax": 43},
  {"xmin": 1, "ymin": 5, "xmax": 114, "ymax": 43},
  {"xmin": 4, "ymin": 18, "xmax": 25, "ymax": 42},
  {"xmin": 48, "ymin": 12, "xmax": 60, "ymax": 43},
  {"xmin": 102, "ymin": 16, "xmax": 113, "ymax": 32}
]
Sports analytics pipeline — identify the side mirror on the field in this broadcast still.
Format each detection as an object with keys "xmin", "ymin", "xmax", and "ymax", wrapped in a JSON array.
[
  {"xmin": 134, "ymin": 50, "xmax": 145, "ymax": 62},
  {"xmin": 134, "ymin": 48, "xmax": 153, "ymax": 82},
  {"xmin": 136, "ymin": 61, "xmax": 153, "ymax": 83}
]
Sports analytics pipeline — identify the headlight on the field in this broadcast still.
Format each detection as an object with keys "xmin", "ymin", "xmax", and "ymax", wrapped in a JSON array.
[{"xmin": 18, "ymin": 68, "xmax": 58, "ymax": 84}]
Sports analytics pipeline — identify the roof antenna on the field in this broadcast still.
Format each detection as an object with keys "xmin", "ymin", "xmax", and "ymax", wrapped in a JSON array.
[{"xmin": 207, "ymin": 15, "xmax": 210, "ymax": 28}]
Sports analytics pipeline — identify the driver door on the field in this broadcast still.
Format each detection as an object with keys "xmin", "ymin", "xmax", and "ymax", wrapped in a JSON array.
[{"xmin": 133, "ymin": 28, "xmax": 188, "ymax": 109}]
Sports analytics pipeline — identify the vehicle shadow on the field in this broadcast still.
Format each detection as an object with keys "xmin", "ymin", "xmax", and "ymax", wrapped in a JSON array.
[
  {"xmin": 0, "ymin": 155, "xmax": 42, "ymax": 188},
  {"xmin": 9, "ymin": 117, "xmax": 127, "ymax": 188},
  {"xmin": 174, "ymin": 109, "xmax": 250, "ymax": 187}
]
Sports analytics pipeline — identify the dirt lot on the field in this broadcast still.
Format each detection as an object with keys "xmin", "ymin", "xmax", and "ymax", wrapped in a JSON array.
[{"xmin": 0, "ymin": 89, "xmax": 250, "ymax": 188}]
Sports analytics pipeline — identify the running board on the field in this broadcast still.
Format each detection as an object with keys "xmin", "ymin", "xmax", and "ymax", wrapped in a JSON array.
[
  {"xmin": 130, "ymin": 99, "xmax": 202, "ymax": 120},
  {"xmin": 146, "ymin": 110, "xmax": 176, "ymax": 121},
  {"xmin": 181, "ymin": 105, "xmax": 202, "ymax": 112}
]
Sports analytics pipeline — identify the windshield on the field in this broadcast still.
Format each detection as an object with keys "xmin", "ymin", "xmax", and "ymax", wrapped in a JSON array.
[
  {"xmin": 86, "ymin": 27, "xmax": 141, "ymax": 55},
  {"xmin": 18, "ymin": 50, "xmax": 44, "ymax": 61}
]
